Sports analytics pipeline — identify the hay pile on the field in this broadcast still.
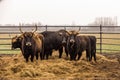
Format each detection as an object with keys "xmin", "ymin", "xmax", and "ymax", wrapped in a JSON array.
[{"xmin": 0, "ymin": 52, "xmax": 120, "ymax": 80}]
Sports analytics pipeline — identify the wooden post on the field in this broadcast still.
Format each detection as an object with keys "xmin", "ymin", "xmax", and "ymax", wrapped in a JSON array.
[{"xmin": 100, "ymin": 25, "xmax": 102, "ymax": 54}]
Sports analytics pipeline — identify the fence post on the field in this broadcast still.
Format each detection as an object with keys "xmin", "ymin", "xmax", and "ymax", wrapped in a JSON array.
[
  {"xmin": 45, "ymin": 25, "xmax": 47, "ymax": 31},
  {"xmin": 100, "ymin": 25, "xmax": 102, "ymax": 54},
  {"xmin": 79, "ymin": 26, "xmax": 81, "ymax": 30},
  {"xmin": 64, "ymin": 26, "xmax": 66, "ymax": 30}
]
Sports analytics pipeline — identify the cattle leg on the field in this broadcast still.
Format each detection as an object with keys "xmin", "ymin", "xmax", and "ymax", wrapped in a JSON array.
[
  {"xmin": 86, "ymin": 49, "xmax": 91, "ymax": 61},
  {"xmin": 91, "ymin": 50, "xmax": 93, "ymax": 61},
  {"xmin": 30, "ymin": 54, "xmax": 34, "ymax": 62},
  {"xmin": 45, "ymin": 52, "xmax": 49, "ymax": 60},
  {"xmin": 94, "ymin": 53, "xmax": 96, "ymax": 62},
  {"xmin": 49, "ymin": 51, "xmax": 52, "ymax": 56},
  {"xmin": 26, "ymin": 58, "xmax": 29, "ymax": 62},
  {"xmin": 36, "ymin": 53, "xmax": 38, "ymax": 60},
  {"xmin": 46, "ymin": 53, "xmax": 49, "ymax": 60},
  {"xmin": 93, "ymin": 50, "xmax": 96, "ymax": 62},
  {"xmin": 77, "ymin": 52, "xmax": 82, "ymax": 60},
  {"xmin": 49, "ymin": 52, "xmax": 52, "ymax": 56},
  {"xmin": 40, "ymin": 52, "xmax": 43, "ymax": 60},
  {"xmin": 73, "ymin": 52, "xmax": 77, "ymax": 60},
  {"xmin": 59, "ymin": 47, "xmax": 63, "ymax": 58},
  {"xmin": 42, "ymin": 51, "xmax": 49, "ymax": 60},
  {"xmin": 25, "ymin": 54, "xmax": 29, "ymax": 62},
  {"xmin": 69, "ymin": 53, "xmax": 73, "ymax": 60},
  {"xmin": 70, "ymin": 53, "xmax": 75, "ymax": 61},
  {"xmin": 42, "ymin": 51, "xmax": 46, "ymax": 59},
  {"xmin": 65, "ymin": 46, "xmax": 68, "ymax": 57}
]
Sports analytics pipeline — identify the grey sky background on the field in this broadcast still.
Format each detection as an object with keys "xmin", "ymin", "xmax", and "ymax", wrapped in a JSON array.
[{"xmin": 0, "ymin": 0, "xmax": 120, "ymax": 25}]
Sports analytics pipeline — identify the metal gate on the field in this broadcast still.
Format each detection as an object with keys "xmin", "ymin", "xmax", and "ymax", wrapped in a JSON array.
[{"xmin": 0, "ymin": 25, "xmax": 120, "ymax": 54}]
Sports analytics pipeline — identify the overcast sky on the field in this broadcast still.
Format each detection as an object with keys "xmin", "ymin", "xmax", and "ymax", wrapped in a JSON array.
[{"xmin": 0, "ymin": 0, "xmax": 120, "ymax": 25}]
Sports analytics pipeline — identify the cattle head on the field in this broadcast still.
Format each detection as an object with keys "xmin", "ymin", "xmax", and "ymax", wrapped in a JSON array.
[
  {"xmin": 11, "ymin": 35, "xmax": 23, "ymax": 50},
  {"xmin": 68, "ymin": 30, "xmax": 79, "ymax": 43},
  {"xmin": 23, "ymin": 32, "xmax": 34, "ymax": 47},
  {"xmin": 19, "ymin": 24, "xmax": 37, "ymax": 48},
  {"xmin": 58, "ymin": 29, "xmax": 69, "ymax": 45}
]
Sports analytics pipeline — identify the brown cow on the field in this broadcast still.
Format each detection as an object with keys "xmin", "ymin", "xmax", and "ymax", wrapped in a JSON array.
[{"xmin": 19, "ymin": 25, "xmax": 44, "ymax": 62}]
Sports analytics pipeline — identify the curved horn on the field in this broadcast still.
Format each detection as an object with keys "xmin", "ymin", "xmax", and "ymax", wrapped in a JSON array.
[
  {"xmin": 77, "ymin": 30, "xmax": 80, "ymax": 34},
  {"xmin": 19, "ymin": 23, "xmax": 23, "ymax": 34},
  {"xmin": 75, "ymin": 28, "xmax": 81, "ymax": 35},
  {"xmin": 76, "ymin": 26, "xmax": 81, "ymax": 34},
  {"xmin": 65, "ymin": 30, "xmax": 71, "ymax": 35},
  {"xmin": 32, "ymin": 24, "xmax": 37, "ymax": 33}
]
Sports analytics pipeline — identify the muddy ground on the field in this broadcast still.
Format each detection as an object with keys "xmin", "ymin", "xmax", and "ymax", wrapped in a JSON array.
[{"xmin": 0, "ymin": 52, "xmax": 120, "ymax": 80}]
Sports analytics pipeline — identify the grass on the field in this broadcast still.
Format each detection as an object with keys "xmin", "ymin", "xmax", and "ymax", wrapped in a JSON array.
[
  {"xmin": 0, "ymin": 44, "xmax": 20, "ymax": 54},
  {"xmin": 97, "ymin": 44, "xmax": 120, "ymax": 53},
  {"xmin": 0, "ymin": 34, "xmax": 120, "ymax": 54},
  {"xmin": 0, "ymin": 50, "xmax": 21, "ymax": 54}
]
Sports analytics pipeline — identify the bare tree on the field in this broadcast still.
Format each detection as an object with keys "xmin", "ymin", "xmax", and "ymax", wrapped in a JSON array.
[
  {"xmin": 88, "ymin": 16, "xmax": 118, "ymax": 31},
  {"xmin": 89, "ymin": 16, "xmax": 117, "ymax": 26}
]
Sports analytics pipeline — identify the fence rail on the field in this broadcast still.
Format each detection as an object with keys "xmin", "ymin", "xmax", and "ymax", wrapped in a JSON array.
[{"xmin": 0, "ymin": 25, "xmax": 120, "ymax": 54}]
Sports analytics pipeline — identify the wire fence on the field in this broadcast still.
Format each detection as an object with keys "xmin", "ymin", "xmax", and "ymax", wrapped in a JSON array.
[{"xmin": 0, "ymin": 25, "xmax": 120, "ymax": 54}]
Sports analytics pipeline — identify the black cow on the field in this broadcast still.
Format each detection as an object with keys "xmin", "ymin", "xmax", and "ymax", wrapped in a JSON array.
[
  {"xmin": 20, "ymin": 25, "xmax": 44, "ymax": 62},
  {"xmin": 57, "ymin": 29, "xmax": 69, "ymax": 57},
  {"xmin": 66, "ymin": 30, "xmax": 91, "ymax": 61},
  {"xmin": 41, "ymin": 29, "xmax": 68, "ymax": 59},
  {"xmin": 88, "ymin": 36, "xmax": 96, "ymax": 62}
]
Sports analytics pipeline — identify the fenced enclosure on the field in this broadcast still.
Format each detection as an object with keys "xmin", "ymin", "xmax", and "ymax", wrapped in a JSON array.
[{"xmin": 0, "ymin": 25, "xmax": 120, "ymax": 54}]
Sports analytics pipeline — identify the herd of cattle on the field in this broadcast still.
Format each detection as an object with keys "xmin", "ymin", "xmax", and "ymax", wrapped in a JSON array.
[{"xmin": 11, "ymin": 25, "xmax": 96, "ymax": 62}]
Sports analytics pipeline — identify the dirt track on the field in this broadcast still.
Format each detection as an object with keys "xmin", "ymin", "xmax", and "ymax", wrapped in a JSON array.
[{"xmin": 0, "ymin": 52, "xmax": 120, "ymax": 80}]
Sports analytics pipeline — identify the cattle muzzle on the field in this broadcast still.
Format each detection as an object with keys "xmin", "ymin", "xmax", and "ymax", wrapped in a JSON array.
[
  {"xmin": 26, "ymin": 42, "xmax": 32, "ymax": 47},
  {"xmin": 70, "ymin": 39, "xmax": 75, "ymax": 43},
  {"xmin": 62, "ymin": 40, "xmax": 66, "ymax": 45},
  {"xmin": 62, "ymin": 37, "xmax": 67, "ymax": 45}
]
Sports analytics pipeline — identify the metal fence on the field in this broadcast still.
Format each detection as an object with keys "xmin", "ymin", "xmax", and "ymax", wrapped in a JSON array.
[{"xmin": 0, "ymin": 25, "xmax": 120, "ymax": 54}]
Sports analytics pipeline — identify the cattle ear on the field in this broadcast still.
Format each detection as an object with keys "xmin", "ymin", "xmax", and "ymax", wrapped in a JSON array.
[
  {"xmin": 18, "ymin": 36, "xmax": 23, "ymax": 41},
  {"xmin": 59, "ymin": 32, "xmax": 63, "ymax": 36}
]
